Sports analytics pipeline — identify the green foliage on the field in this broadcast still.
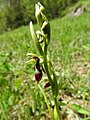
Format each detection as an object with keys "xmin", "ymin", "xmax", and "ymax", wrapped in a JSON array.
[
  {"xmin": 0, "ymin": 7, "xmax": 8, "ymax": 33},
  {"xmin": 0, "ymin": 0, "xmax": 78, "ymax": 33},
  {"xmin": 6, "ymin": 1, "xmax": 23, "ymax": 29},
  {"xmin": 21, "ymin": 0, "xmax": 38, "ymax": 24}
]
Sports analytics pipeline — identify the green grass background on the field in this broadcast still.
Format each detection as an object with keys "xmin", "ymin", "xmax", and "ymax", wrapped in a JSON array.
[{"xmin": 0, "ymin": 0, "xmax": 90, "ymax": 119}]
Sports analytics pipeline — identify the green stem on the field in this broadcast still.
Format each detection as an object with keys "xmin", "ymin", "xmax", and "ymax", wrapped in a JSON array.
[
  {"xmin": 38, "ymin": 84, "xmax": 54, "ymax": 120},
  {"xmin": 54, "ymin": 97, "xmax": 62, "ymax": 120},
  {"xmin": 49, "ymin": 60, "xmax": 58, "ymax": 97},
  {"xmin": 43, "ymin": 55, "xmax": 54, "ymax": 94},
  {"xmin": 43, "ymin": 54, "xmax": 62, "ymax": 120}
]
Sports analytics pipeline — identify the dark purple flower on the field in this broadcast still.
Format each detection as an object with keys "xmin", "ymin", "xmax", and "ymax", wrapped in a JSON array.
[
  {"xmin": 33, "ymin": 56, "xmax": 43, "ymax": 83},
  {"xmin": 44, "ymin": 82, "xmax": 50, "ymax": 88}
]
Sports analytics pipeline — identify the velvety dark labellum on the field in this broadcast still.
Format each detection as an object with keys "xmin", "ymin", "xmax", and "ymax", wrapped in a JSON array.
[{"xmin": 35, "ymin": 72, "xmax": 42, "ymax": 83}]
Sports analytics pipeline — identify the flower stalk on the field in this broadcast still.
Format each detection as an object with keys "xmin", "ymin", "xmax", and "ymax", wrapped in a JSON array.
[{"xmin": 29, "ymin": 2, "xmax": 62, "ymax": 120}]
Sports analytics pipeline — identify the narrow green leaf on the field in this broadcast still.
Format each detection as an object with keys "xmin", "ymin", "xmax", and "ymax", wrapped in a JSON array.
[
  {"xmin": 71, "ymin": 104, "xmax": 90, "ymax": 115},
  {"xmin": 83, "ymin": 118, "xmax": 90, "ymax": 120},
  {"xmin": 82, "ymin": 44, "xmax": 90, "ymax": 50}
]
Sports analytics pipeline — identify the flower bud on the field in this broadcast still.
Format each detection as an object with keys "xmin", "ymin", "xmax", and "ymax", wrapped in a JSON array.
[
  {"xmin": 41, "ymin": 21, "xmax": 50, "ymax": 45},
  {"xmin": 35, "ymin": 2, "xmax": 44, "ymax": 26},
  {"xmin": 36, "ymin": 30, "xmax": 44, "ymax": 43},
  {"xmin": 44, "ymin": 82, "xmax": 50, "ymax": 88}
]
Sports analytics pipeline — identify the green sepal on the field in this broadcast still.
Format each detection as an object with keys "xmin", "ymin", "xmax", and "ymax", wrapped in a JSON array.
[
  {"xmin": 30, "ymin": 21, "xmax": 44, "ymax": 56},
  {"xmin": 26, "ymin": 53, "xmax": 39, "ymax": 57},
  {"xmin": 26, "ymin": 59, "xmax": 36, "ymax": 64}
]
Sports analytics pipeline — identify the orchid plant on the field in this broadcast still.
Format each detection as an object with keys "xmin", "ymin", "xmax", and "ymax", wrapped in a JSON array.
[{"xmin": 27, "ymin": 2, "xmax": 62, "ymax": 120}]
